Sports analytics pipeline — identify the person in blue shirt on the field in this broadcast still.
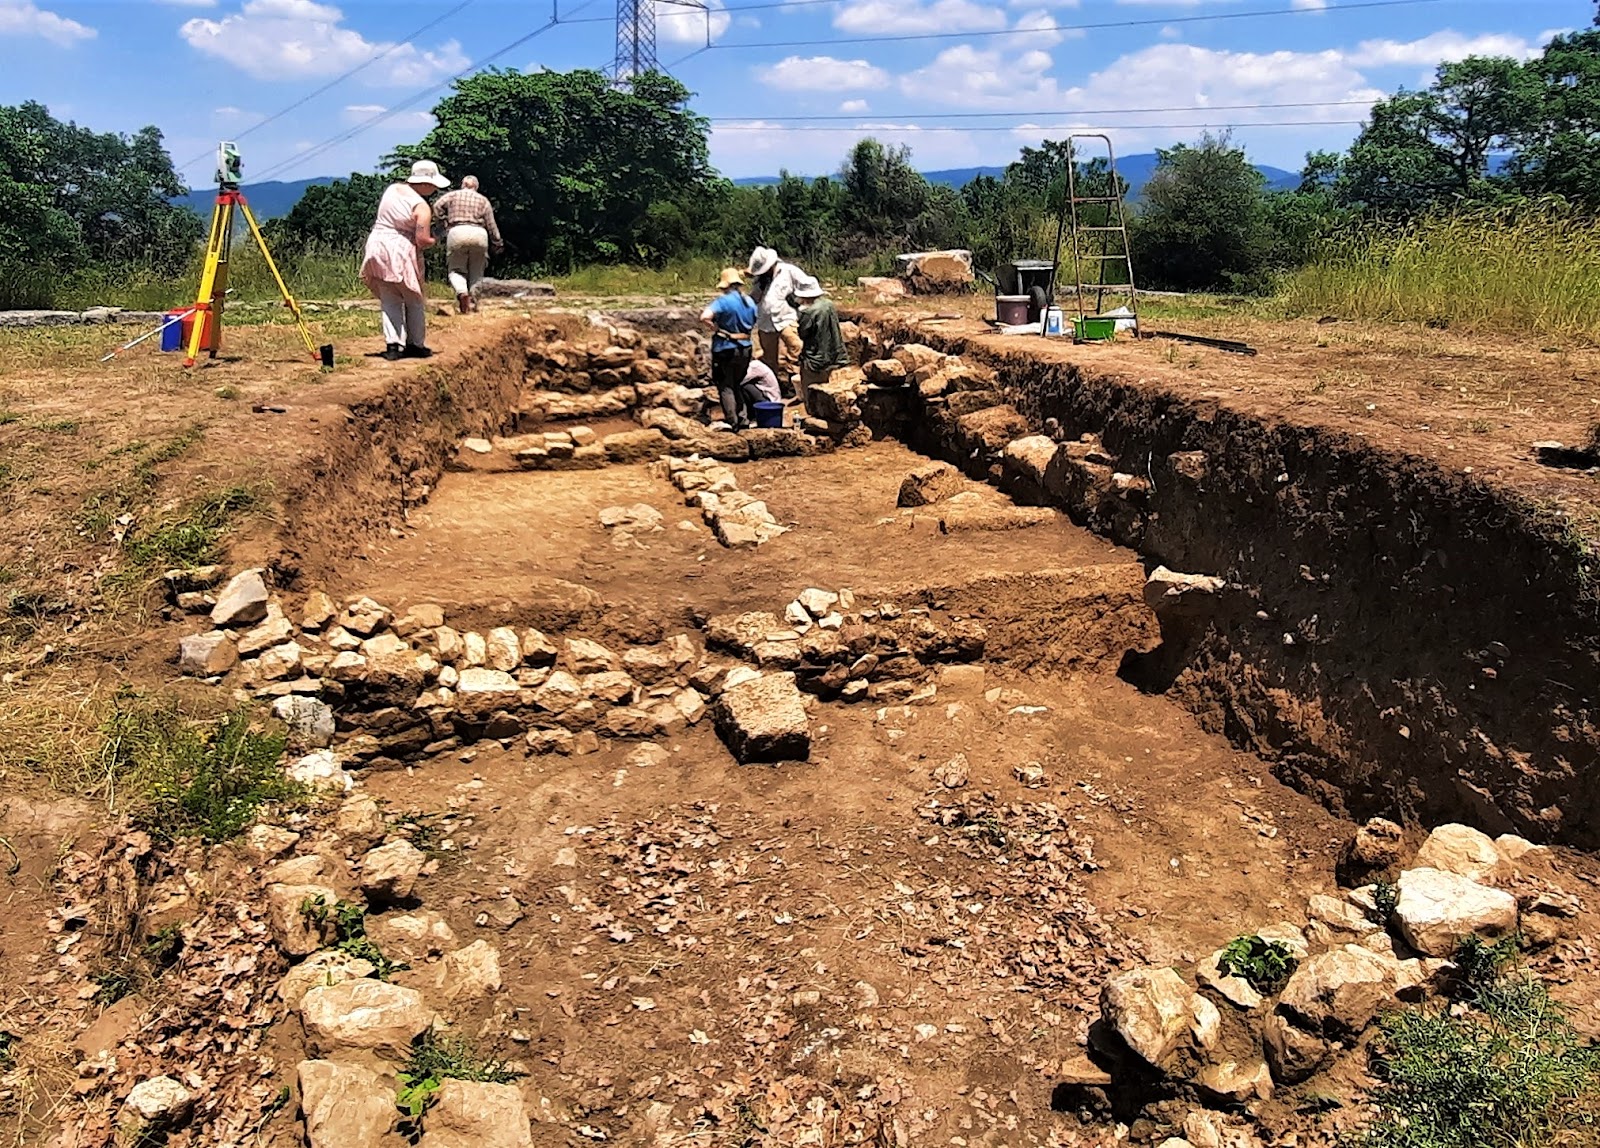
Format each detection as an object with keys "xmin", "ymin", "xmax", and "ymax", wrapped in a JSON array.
[{"xmin": 700, "ymin": 267, "xmax": 757, "ymax": 426}]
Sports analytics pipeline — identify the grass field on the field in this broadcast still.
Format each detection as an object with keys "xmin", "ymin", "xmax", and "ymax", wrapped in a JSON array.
[{"xmin": 1278, "ymin": 205, "xmax": 1600, "ymax": 346}]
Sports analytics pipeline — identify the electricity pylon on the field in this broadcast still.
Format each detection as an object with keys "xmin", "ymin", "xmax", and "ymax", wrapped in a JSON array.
[{"xmin": 611, "ymin": 0, "xmax": 709, "ymax": 84}]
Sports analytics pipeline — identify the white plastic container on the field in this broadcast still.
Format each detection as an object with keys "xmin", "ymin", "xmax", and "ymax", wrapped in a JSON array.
[{"xmin": 1043, "ymin": 306, "xmax": 1065, "ymax": 336}]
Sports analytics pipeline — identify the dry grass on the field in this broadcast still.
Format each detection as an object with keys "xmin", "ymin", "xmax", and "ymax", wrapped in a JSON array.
[{"xmin": 1280, "ymin": 205, "xmax": 1600, "ymax": 347}]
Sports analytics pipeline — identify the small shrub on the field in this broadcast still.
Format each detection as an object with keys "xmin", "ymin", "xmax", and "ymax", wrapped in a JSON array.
[
  {"xmin": 97, "ymin": 695, "xmax": 299, "ymax": 842},
  {"xmin": 1218, "ymin": 934, "xmax": 1299, "ymax": 994},
  {"xmin": 1453, "ymin": 933, "xmax": 1520, "ymax": 1001},
  {"xmin": 302, "ymin": 895, "xmax": 406, "ymax": 979},
  {"xmin": 1363, "ymin": 970, "xmax": 1600, "ymax": 1148},
  {"xmin": 1372, "ymin": 879, "xmax": 1400, "ymax": 923},
  {"xmin": 90, "ymin": 962, "xmax": 137, "ymax": 1006},
  {"xmin": 397, "ymin": 1034, "xmax": 521, "ymax": 1120},
  {"xmin": 142, "ymin": 924, "xmax": 184, "ymax": 971}
]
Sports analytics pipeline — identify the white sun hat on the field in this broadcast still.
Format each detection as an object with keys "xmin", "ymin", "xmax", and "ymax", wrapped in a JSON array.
[
  {"xmin": 407, "ymin": 160, "xmax": 451, "ymax": 190},
  {"xmin": 747, "ymin": 246, "xmax": 778, "ymax": 276}
]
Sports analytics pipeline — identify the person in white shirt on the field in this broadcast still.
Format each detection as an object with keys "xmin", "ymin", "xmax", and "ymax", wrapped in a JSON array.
[{"xmin": 746, "ymin": 246, "xmax": 807, "ymax": 399}]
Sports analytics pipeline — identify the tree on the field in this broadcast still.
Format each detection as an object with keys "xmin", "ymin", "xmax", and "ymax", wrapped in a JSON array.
[
  {"xmin": 1339, "ymin": 58, "xmax": 1538, "ymax": 214},
  {"xmin": 1130, "ymin": 133, "xmax": 1273, "ymax": 292},
  {"xmin": 0, "ymin": 101, "xmax": 200, "ymax": 305},
  {"xmin": 393, "ymin": 69, "xmax": 714, "ymax": 270},
  {"xmin": 264, "ymin": 173, "xmax": 389, "ymax": 254},
  {"xmin": 836, "ymin": 139, "xmax": 935, "ymax": 256},
  {"xmin": 1509, "ymin": 28, "xmax": 1600, "ymax": 208}
]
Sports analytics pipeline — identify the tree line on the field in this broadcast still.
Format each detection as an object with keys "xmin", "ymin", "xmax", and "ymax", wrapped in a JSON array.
[{"xmin": 2, "ymin": 5, "xmax": 1597, "ymax": 309}]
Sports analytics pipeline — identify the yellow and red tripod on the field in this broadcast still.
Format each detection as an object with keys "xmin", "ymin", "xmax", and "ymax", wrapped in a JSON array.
[{"xmin": 184, "ymin": 143, "xmax": 320, "ymax": 367}]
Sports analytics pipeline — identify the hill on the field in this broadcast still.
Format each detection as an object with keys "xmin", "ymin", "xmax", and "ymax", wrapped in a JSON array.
[
  {"xmin": 175, "ymin": 177, "xmax": 335, "ymax": 220},
  {"xmin": 734, "ymin": 154, "xmax": 1299, "ymax": 197},
  {"xmin": 188, "ymin": 154, "xmax": 1304, "ymax": 221}
]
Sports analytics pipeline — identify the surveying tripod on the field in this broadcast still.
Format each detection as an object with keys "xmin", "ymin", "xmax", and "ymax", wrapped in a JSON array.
[{"xmin": 184, "ymin": 142, "xmax": 320, "ymax": 367}]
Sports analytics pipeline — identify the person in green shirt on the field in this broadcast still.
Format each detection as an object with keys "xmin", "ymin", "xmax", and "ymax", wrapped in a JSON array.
[{"xmin": 793, "ymin": 278, "xmax": 851, "ymax": 408}]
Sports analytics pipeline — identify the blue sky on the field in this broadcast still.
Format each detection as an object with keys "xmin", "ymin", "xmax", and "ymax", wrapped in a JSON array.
[{"xmin": 0, "ymin": 0, "xmax": 1589, "ymax": 185}]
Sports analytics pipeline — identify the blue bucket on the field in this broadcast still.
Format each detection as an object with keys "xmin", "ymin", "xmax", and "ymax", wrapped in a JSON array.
[
  {"xmin": 752, "ymin": 401, "xmax": 785, "ymax": 429},
  {"xmin": 159, "ymin": 311, "xmax": 186, "ymax": 352}
]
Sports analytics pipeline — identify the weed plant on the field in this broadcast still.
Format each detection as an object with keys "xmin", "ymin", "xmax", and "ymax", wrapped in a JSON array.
[
  {"xmin": 396, "ymin": 1034, "xmax": 521, "ymax": 1120},
  {"xmin": 96, "ymin": 695, "xmax": 297, "ymax": 841},
  {"xmin": 1362, "ymin": 948, "xmax": 1600, "ymax": 1147},
  {"xmin": 298, "ymin": 894, "xmax": 406, "ymax": 979},
  {"xmin": 1217, "ymin": 934, "xmax": 1298, "ymax": 994},
  {"xmin": 1280, "ymin": 203, "xmax": 1600, "ymax": 345}
]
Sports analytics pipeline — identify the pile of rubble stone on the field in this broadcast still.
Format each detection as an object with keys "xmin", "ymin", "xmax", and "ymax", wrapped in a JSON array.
[
  {"xmin": 173, "ymin": 567, "xmax": 986, "ymax": 771},
  {"xmin": 1072, "ymin": 820, "xmax": 1582, "ymax": 1146}
]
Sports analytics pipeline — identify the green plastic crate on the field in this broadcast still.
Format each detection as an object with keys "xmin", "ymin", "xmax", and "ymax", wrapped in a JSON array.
[{"xmin": 1073, "ymin": 317, "xmax": 1117, "ymax": 342}]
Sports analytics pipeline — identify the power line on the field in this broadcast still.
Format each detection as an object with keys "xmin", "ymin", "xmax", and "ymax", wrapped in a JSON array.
[
  {"xmin": 707, "ymin": 99, "xmax": 1381, "ymax": 123},
  {"xmin": 667, "ymin": 0, "xmax": 1446, "ymax": 59},
  {"xmin": 708, "ymin": 118, "xmax": 1369, "ymax": 132},
  {"xmin": 178, "ymin": 0, "xmax": 480, "ymax": 177},
  {"xmin": 249, "ymin": 6, "xmax": 597, "ymax": 184}
]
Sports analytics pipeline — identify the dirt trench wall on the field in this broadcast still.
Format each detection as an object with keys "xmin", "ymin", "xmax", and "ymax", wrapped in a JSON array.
[
  {"xmin": 866, "ymin": 319, "xmax": 1600, "ymax": 848},
  {"xmin": 267, "ymin": 318, "xmax": 591, "ymax": 585}
]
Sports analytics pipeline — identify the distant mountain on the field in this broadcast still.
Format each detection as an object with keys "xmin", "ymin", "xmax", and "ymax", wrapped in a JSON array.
[
  {"xmin": 188, "ymin": 154, "xmax": 1304, "ymax": 221},
  {"xmin": 731, "ymin": 154, "xmax": 1300, "ymax": 197},
  {"xmin": 922, "ymin": 166, "xmax": 1007, "ymax": 187},
  {"xmin": 175, "ymin": 177, "xmax": 336, "ymax": 220}
]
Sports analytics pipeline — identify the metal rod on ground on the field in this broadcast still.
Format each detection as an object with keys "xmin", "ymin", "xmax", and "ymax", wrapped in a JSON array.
[
  {"xmin": 1144, "ymin": 329, "xmax": 1257, "ymax": 356},
  {"xmin": 97, "ymin": 300, "xmax": 213, "ymax": 363}
]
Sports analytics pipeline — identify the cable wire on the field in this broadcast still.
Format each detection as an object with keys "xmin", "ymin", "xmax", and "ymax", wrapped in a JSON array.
[
  {"xmin": 706, "ymin": 99, "xmax": 1381, "ymax": 123},
  {"xmin": 248, "ymin": 4, "xmax": 597, "ymax": 184},
  {"xmin": 708, "ymin": 118, "xmax": 1369, "ymax": 132},
  {"xmin": 668, "ymin": 0, "xmax": 1447, "ymax": 57},
  {"xmin": 178, "ymin": 0, "xmax": 480, "ymax": 177}
]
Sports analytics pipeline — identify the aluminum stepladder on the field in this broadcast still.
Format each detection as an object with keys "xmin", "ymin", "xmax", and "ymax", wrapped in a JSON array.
[{"xmin": 1045, "ymin": 133, "xmax": 1139, "ymax": 339}]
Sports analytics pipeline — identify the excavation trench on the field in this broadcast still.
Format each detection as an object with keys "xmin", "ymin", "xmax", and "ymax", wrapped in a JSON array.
[
  {"xmin": 263, "ymin": 312, "xmax": 1600, "ymax": 849},
  {"xmin": 856, "ymin": 317, "xmax": 1600, "ymax": 849},
  {"xmin": 172, "ymin": 311, "xmax": 1600, "ymax": 1147}
]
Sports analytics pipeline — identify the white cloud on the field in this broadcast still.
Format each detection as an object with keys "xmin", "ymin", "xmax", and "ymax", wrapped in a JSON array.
[
  {"xmin": 1012, "ymin": 8, "xmax": 1082, "ymax": 48},
  {"xmin": 155, "ymin": 0, "xmax": 218, "ymax": 7},
  {"xmin": 763, "ymin": 54, "xmax": 890, "ymax": 91},
  {"xmin": 1158, "ymin": 24, "xmax": 1180, "ymax": 38},
  {"xmin": 341, "ymin": 104, "xmax": 435, "ymax": 131},
  {"xmin": 834, "ymin": 0, "xmax": 1006, "ymax": 36},
  {"xmin": 656, "ymin": 0, "xmax": 731, "ymax": 46},
  {"xmin": 840, "ymin": 99, "xmax": 870, "ymax": 112},
  {"xmin": 1349, "ymin": 31, "xmax": 1539, "ymax": 69},
  {"xmin": 711, "ymin": 119, "xmax": 985, "ymax": 178},
  {"xmin": 1291, "ymin": 0, "xmax": 1328, "ymax": 9},
  {"xmin": 0, "ymin": 0, "xmax": 94, "ymax": 45},
  {"xmin": 180, "ymin": 0, "xmax": 468, "ymax": 85},
  {"xmin": 900, "ymin": 43, "xmax": 1063, "ymax": 109}
]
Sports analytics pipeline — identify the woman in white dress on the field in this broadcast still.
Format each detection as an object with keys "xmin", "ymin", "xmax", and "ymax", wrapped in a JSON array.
[{"xmin": 361, "ymin": 160, "xmax": 450, "ymax": 360}]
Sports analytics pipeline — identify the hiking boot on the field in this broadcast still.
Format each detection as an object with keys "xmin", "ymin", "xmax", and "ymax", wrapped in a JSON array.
[
  {"xmin": 402, "ymin": 344, "xmax": 433, "ymax": 359},
  {"xmin": 456, "ymin": 293, "xmax": 471, "ymax": 315},
  {"xmin": 381, "ymin": 343, "xmax": 403, "ymax": 361}
]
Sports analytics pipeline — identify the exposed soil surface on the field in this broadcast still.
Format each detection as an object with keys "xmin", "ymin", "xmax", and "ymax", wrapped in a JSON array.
[
  {"xmin": 869, "ymin": 297, "xmax": 1600, "ymax": 521},
  {"xmin": 346, "ymin": 434, "xmax": 1354, "ymax": 1146},
  {"xmin": 3, "ymin": 299, "xmax": 1600, "ymax": 1147}
]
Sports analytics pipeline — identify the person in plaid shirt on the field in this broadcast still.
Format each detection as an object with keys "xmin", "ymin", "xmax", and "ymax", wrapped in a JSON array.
[{"xmin": 432, "ymin": 176, "xmax": 504, "ymax": 313}]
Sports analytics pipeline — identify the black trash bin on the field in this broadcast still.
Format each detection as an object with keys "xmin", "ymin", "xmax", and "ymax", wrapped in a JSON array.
[{"xmin": 996, "ymin": 260, "xmax": 1056, "ymax": 323}]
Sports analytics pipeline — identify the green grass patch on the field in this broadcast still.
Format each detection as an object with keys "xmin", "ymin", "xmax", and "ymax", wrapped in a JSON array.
[
  {"xmin": 33, "ymin": 418, "xmax": 78, "ymax": 434},
  {"xmin": 1362, "ymin": 955, "xmax": 1600, "ymax": 1148},
  {"xmin": 0, "ymin": 410, "xmax": 20, "ymax": 426},
  {"xmin": 0, "ymin": 1030, "xmax": 16, "ymax": 1070},
  {"xmin": 1280, "ymin": 204, "xmax": 1600, "ymax": 345},
  {"xmin": 96, "ymin": 693, "xmax": 300, "ymax": 842},
  {"xmin": 396, "ymin": 1033, "xmax": 521, "ymax": 1121},
  {"xmin": 123, "ymin": 485, "xmax": 257, "ymax": 569}
]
